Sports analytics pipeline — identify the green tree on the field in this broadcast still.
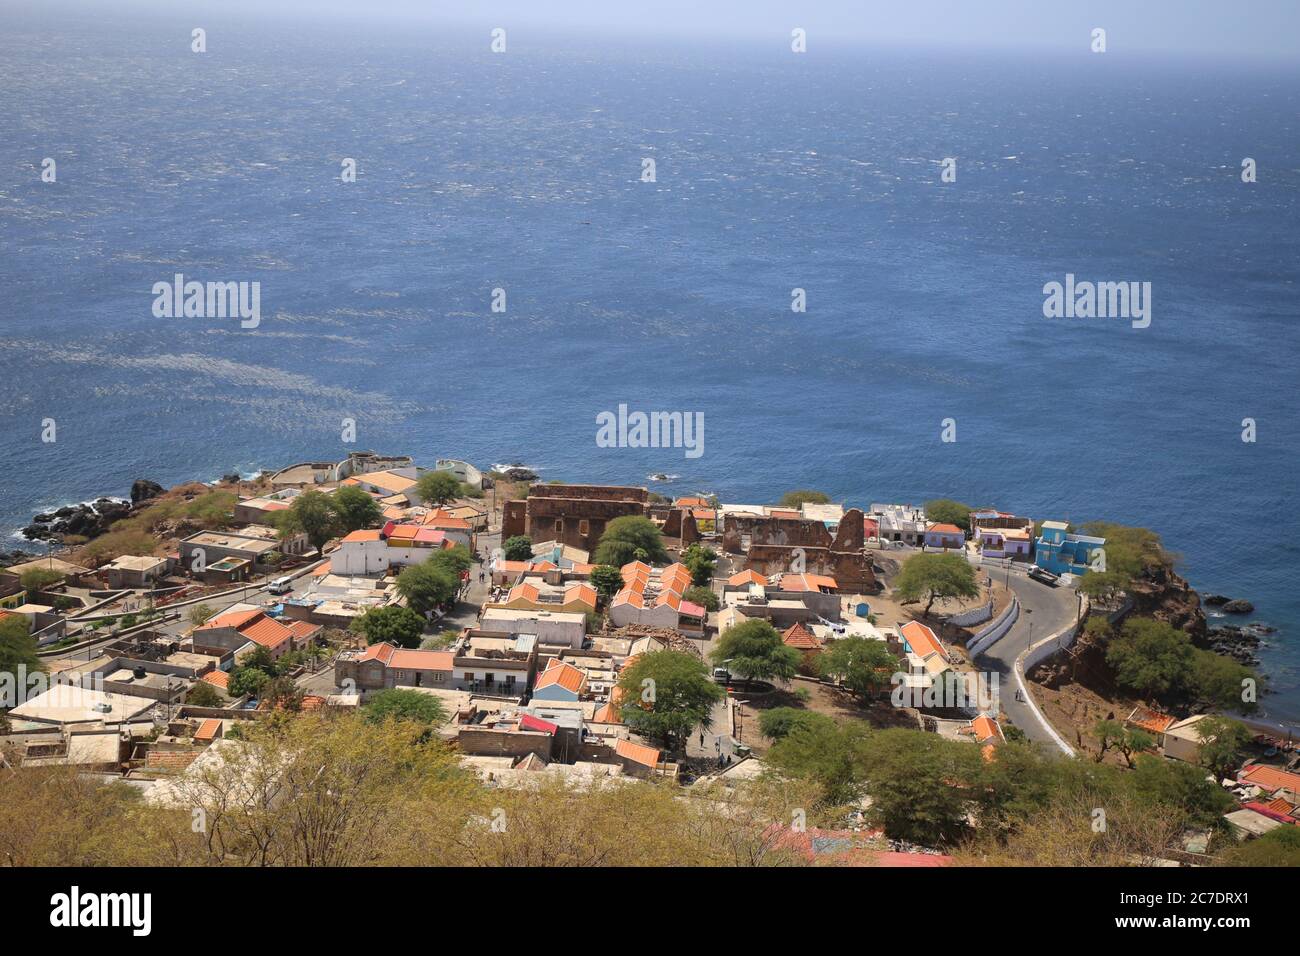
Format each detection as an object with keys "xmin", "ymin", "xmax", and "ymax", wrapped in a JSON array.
[
  {"xmin": 429, "ymin": 544, "xmax": 474, "ymax": 578},
  {"xmin": 1093, "ymin": 719, "xmax": 1154, "ymax": 767},
  {"xmin": 275, "ymin": 489, "xmax": 341, "ymax": 553},
  {"xmin": 857, "ymin": 728, "xmax": 985, "ymax": 845},
  {"xmin": 681, "ymin": 543, "xmax": 717, "ymax": 586},
  {"xmin": 924, "ymin": 499, "xmax": 974, "ymax": 532},
  {"xmin": 415, "ymin": 470, "xmax": 461, "ymax": 506},
  {"xmin": 331, "ymin": 486, "xmax": 382, "ymax": 533},
  {"xmin": 1078, "ymin": 569, "xmax": 1129, "ymax": 606},
  {"xmin": 19, "ymin": 567, "xmax": 62, "ymax": 600},
  {"xmin": 615, "ymin": 651, "xmax": 724, "ymax": 751},
  {"xmin": 396, "ymin": 561, "xmax": 460, "ymax": 617},
  {"xmin": 1188, "ymin": 651, "xmax": 1259, "ymax": 712},
  {"xmin": 766, "ymin": 718, "xmax": 873, "ymax": 806},
  {"xmin": 351, "ymin": 605, "xmax": 426, "ymax": 649},
  {"xmin": 710, "ymin": 619, "xmax": 801, "ymax": 685},
  {"xmin": 682, "ymin": 585, "xmax": 719, "ymax": 612},
  {"xmin": 892, "ymin": 552, "xmax": 980, "ymax": 617},
  {"xmin": 228, "ymin": 666, "xmax": 269, "ymax": 698},
  {"xmin": 1218, "ymin": 825, "xmax": 1300, "ymax": 866},
  {"xmin": 502, "ymin": 535, "xmax": 533, "ymax": 562},
  {"xmin": 816, "ymin": 637, "xmax": 899, "ymax": 701},
  {"xmin": 1106, "ymin": 617, "xmax": 1195, "ymax": 699},
  {"xmin": 1130, "ymin": 754, "xmax": 1236, "ymax": 829},
  {"xmin": 1192, "ymin": 715, "xmax": 1252, "ymax": 780},
  {"xmin": 778, "ymin": 490, "xmax": 830, "ymax": 509},
  {"xmin": 241, "ymin": 645, "xmax": 278, "ymax": 676},
  {"xmin": 588, "ymin": 565, "xmax": 625, "ymax": 604},
  {"xmin": 364, "ymin": 689, "xmax": 448, "ymax": 726},
  {"xmin": 593, "ymin": 516, "xmax": 667, "ymax": 567},
  {"xmin": 261, "ymin": 675, "xmax": 304, "ymax": 711},
  {"xmin": 186, "ymin": 682, "xmax": 222, "ymax": 707},
  {"xmin": 757, "ymin": 707, "xmax": 835, "ymax": 741},
  {"xmin": 0, "ymin": 615, "xmax": 45, "ymax": 691}
]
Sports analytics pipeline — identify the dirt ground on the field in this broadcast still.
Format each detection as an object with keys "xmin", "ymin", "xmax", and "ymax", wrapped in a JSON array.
[
  {"xmin": 1028, "ymin": 675, "xmax": 1145, "ymax": 766},
  {"xmin": 732, "ymin": 676, "xmax": 921, "ymax": 755}
]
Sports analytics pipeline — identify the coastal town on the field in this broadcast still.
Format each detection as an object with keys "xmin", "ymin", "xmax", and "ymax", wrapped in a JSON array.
[{"xmin": 1, "ymin": 451, "xmax": 1297, "ymax": 867}]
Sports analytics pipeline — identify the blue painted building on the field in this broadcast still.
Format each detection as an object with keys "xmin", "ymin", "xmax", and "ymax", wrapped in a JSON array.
[{"xmin": 1034, "ymin": 521, "xmax": 1106, "ymax": 576}]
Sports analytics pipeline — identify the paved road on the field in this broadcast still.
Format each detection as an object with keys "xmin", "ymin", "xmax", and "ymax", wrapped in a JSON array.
[{"xmin": 976, "ymin": 570, "xmax": 1080, "ymax": 749}]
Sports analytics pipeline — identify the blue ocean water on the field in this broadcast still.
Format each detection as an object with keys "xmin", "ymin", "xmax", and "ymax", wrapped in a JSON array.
[{"xmin": 1, "ymin": 11, "xmax": 1298, "ymax": 716}]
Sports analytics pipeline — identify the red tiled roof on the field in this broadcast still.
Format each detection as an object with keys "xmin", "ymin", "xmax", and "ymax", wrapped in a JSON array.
[
  {"xmin": 927, "ymin": 523, "xmax": 964, "ymax": 534},
  {"xmin": 519, "ymin": 714, "xmax": 558, "ymax": 734},
  {"xmin": 782, "ymin": 623, "xmax": 822, "ymax": 650}
]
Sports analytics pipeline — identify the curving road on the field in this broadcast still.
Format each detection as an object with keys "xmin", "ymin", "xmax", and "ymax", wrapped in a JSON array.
[{"xmin": 975, "ymin": 567, "xmax": 1080, "ymax": 751}]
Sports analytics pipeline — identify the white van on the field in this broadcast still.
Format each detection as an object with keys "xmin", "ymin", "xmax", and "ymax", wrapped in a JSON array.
[{"xmin": 268, "ymin": 576, "xmax": 294, "ymax": 595}]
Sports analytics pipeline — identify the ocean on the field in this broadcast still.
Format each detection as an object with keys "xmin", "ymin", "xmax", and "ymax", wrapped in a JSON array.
[{"xmin": 1, "ymin": 10, "xmax": 1298, "ymax": 717}]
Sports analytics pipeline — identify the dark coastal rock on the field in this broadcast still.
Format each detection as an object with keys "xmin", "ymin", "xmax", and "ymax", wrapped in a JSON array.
[
  {"xmin": 20, "ymin": 497, "xmax": 133, "ymax": 542},
  {"xmin": 1221, "ymin": 599, "xmax": 1254, "ymax": 614},
  {"xmin": 1203, "ymin": 594, "xmax": 1230, "ymax": 606},
  {"xmin": 1204, "ymin": 625, "xmax": 1262, "ymax": 667},
  {"xmin": 497, "ymin": 466, "xmax": 538, "ymax": 482},
  {"xmin": 131, "ymin": 479, "xmax": 165, "ymax": 504}
]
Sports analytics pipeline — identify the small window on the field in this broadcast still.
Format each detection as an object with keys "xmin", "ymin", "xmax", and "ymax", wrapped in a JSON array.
[
  {"xmin": 554, "ymin": 519, "xmax": 563, "ymax": 532},
  {"xmin": 579, "ymin": 520, "xmax": 590, "ymax": 536}
]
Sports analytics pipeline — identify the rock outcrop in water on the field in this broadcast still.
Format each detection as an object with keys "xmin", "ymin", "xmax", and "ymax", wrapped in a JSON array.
[
  {"xmin": 21, "ymin": 477, "xmax": 165, "ymax": 542},
  {"xmin": 130, "ymin": 479, "xmax": 165, "ymax": 504}
]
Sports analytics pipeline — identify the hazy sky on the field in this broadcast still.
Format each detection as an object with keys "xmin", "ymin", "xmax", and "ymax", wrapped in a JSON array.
[
  {"xmin": 12, "ymin": 0, "xmax": 1299, "ymax": 62},
  {"xmin": 71, "ymin": 0, "xmax": 1297, "ymax": 60}
]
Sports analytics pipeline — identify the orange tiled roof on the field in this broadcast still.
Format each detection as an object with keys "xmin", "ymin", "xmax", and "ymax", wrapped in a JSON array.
[
  {"xmin": 970, "ymin": 715, "xmax": 1002, "ymax": 744},
  {"xmin": 1241, "ymin": 764, "xmax": 1300, "ymax": 794},
  {"xmin": 564, "ymin": 584, "xmax": 598, "ymax": 608},
  {"xmin": 342, "ymin": 529, "xmax": 382, "ymax": 542},
  {"xmin": 1126, "ymin": 706, "xmax": 1177, "ymax": 735},
  {"xmin": 659, "ymin": 563, "xmax": 692, "ymax": 592},
  {"xmin": 900, "ymin": 621, "xmax": 946, "ymax": 660},
  {"xmin": 194, "ymin": 718, "xmax": 222, "ymax": 742},
  {"xmin": 1263, "ymin": 796, "xmax": 1298, "ymax": 817},
  {"xmin": 655, "ymin": 590, "xmax": 682, "ymax": 610},
  {"xmin": 196, "ymin": 608, "xmax": 262, "ymax": 631},
  {"xmin": 612, "ymin": 589, "xmax": 644, "ymax": 608},
  {"xmin": 727, "ymin": 569, "xmax": 767, "ymax": 587},
  {"xmin": 145, "ymin": 750, "xmax": 200, "ymax": 771},
  {"xmin": 782, "ymin": 623, "xmax": 822, "ymax": 650},
  {"xmin": 239, "ymin": 613, "xmax": 294, "ymax": 650},
  {"xmin": 534, "ymin": 659, "xmax": 587, "ymax": 695},
  {"xmin": 593, "ymin": 700, "xmax": 622, "ymax": 723},
  {"xmin": 199, "ymin": 669, "xmax": 229, "ymax": 690},
  {"xmin": 927, "ymin": 523, "xmax": 964, "ymax": 534},
  {"xmin": 615, "ymin": 737, "xmax": 662, "ymax": 769},
  {"xmin": 286, "ymin": 620, "xmax": 322, "ymax": 641}
]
